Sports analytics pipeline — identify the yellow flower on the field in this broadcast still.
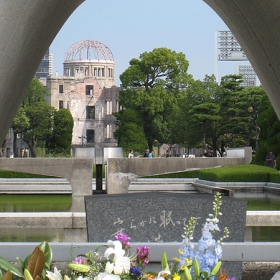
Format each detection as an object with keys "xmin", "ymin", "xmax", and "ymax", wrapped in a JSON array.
[
  {"xmin": 173, "ymin": 258, "xmax": 180, "ymax": 263},
  {"xmin": 172, "ymin": 273, "xmax": 180, "ymax": 280},
  {"xmin": 178, "ymin": 249, "xmax": 183, "ymax": 255},
  {"xmin": 185, "ymin": 258, "xmax": 192, "ymax": 266},
  {"xmin": 180, "ymin": 265, "xmax": 186, "ymax": 271}
]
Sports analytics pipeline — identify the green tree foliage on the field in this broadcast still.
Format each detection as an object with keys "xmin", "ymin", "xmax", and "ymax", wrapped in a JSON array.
[
  {"xmin": 182, "ymin": 75, "xmax": 221, "ymax": 154},
  {"xmin": 23, "ymin": 102, "xmax": 55, "ymax": 157},
  {"xmin": 116, "ymin": 108, "xmax": 147, "ymax": 155},
  {"xmin": 255, "ymin": 94, "xmax": 280, "ymax": 166},
  {"xmin": 46, "ymin": 108, "xmax": 74, "ymax": 156},
  {"xmin": 183, "ymin": 75, "xmax": 265, "ymax": 156},
  {"xmin": 11, "ymin": 78, "xmax": 56, "ymax": 157},
  {"xmin": 119, "ymin": 47, "xmax": 193, "ymax": 150}
]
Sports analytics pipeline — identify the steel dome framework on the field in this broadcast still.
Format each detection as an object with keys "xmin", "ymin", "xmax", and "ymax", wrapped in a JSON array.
[{"xmin": 64, "ymin": 40, "xmax": 114, "ymax": 62}]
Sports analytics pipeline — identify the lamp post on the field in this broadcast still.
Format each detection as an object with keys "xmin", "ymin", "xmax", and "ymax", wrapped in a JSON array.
[
  {"xmin": 248, "ymin": 103, "xmax": 259, "ymax": 151},
  {"xmin": 78, "ymin": 136, "xmax": 87, "ymax": 147}
]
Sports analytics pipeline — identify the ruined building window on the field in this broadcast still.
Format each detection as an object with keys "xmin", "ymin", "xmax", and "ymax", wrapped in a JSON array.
[
  {"xmin": 59, "ymin": 85, "xmax": 63, "ymax": 93},
  {"xmin": 86, "ymin": 130, "xmax": 94, "ymax": 143},
  {"xmin": 105, "ymin": 125, "xmax": 112, "ymax": 138},
  {"xmin": 59, "ymin": 100, "xmax": 63, "ymax": 109},
  {"xmin": 86, "ymin": 85, "xmax": 93, "ymax": 95},
  {"xmin": 105, "ymin": 100, "xmax": 112, "ymax": 115},
  {"xmin": 108, "ymin": 68, "xmax": 114, "ymax": 78},
  {"xmin": 86, "ymin": 106, "xmax": 95, "ymax": 119}
]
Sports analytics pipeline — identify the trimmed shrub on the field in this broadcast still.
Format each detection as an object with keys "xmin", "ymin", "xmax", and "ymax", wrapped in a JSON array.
[
  {"xmin": 145, "ymin": 170, "xmax": 200, "ymax": 179},
  {"xmin": 269, "ymin": 172, "xmax": 280, "ymax": 183},
  {"xmin": 144, "ymin": 164, "xmax": 279, "ymax": 182}
]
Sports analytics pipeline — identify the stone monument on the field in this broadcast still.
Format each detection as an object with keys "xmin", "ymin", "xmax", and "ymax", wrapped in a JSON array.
[{"xmin": 85, "ymin": 192, "xmax": 247, "ymax": 279}]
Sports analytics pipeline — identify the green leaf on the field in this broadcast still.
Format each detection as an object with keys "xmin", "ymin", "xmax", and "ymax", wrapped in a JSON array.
[
  {"xmin": 68, "ymin": 264, "xmax": 91, "ymax": 273},
  {"xmin": 0, "ymin": 257, "xmax": 24, "ymax": 278},
  {"xmin": 210, "ymin": 261, "xmax": 222, "ymax": 276},
  {"xmin": 39, "ymin": 241, "xmax": 53, "ymax": 269},
  {"xmin": 16, "ymin": 258, "xmax": 24, "ymax": 270},
  {"xmin": 193, "ymin": 257, "xmax": 200, "ymax": 277},
  {"xmin": 181, "ymin": 267, "xmax": 192, "ymax": 280},
  {"xmin": 161, "ymin": 252, "xmax": 169, "ymax": 271},
  {"xmin": 24, "ymin": 269, "xmax": 33, "ymax": 280}
]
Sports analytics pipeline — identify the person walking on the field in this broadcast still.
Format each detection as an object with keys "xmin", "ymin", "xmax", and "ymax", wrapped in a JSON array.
[{"xmin": 266, "ymin": 150, "xmax": 276, "ymax": 168}]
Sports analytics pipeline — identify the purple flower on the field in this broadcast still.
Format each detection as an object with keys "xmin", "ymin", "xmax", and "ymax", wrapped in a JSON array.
[
  {"xmin": 114, "ymin": 233, "xmax": 131, "ymax": 249},
  {"xmin": 72, "ymin": 256, "xmax": 88, "ymax": 264},
  {"xmin": 136, "ymin": 246, "xmax": 150, "ymax": 266},
  {"xmin": 130, "ymin": 266, "xmax": 142, "ymax": 276}
]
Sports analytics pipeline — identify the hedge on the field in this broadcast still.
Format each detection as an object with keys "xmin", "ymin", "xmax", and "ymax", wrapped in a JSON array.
[{"xmin": 144, "ymin": 164, "xmax": 279, "ymax": 182}]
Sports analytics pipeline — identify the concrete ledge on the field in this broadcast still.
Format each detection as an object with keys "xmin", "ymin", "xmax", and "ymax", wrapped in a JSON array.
[
  {"xmin": 0, "ymin": 213, "xmax": 86, "ymax": 228},
  {"xmin": 1, "ymin": 242, "xmax": 280, "ymax": 262},
  {"xmin": 1, "ymin": 211, "xmax": 280, "ymax": 228},
  {"xmin": 246, "ymin": 211, "xmax": 280, "ymax": 226}
]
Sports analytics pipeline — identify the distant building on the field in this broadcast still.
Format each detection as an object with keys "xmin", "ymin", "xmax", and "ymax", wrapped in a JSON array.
[
  {"xmin": 46, "ymin": 40, "xmax": 119, "ymax": 149},
  {"xmin": 35, "ymin": 48, "xmax": 53, "ymax": 79},
  {"xmin": 236, "ymin": 65, "xmax": 257, "ymax": 87}
]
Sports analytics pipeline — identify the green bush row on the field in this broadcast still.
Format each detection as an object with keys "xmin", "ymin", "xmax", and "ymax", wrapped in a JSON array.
[{"xmin": 145, "ymin": 164, "xmax": 280, "ymax": 182}]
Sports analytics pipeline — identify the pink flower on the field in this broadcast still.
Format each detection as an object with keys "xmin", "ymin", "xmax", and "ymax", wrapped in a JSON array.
[
  {"xmin": 136, "ymin": 246, "xmax": 150, "ymax": 266},
  {"xmin": 114, "ymin": 233, "xmax": 131, "ymax": 250}
]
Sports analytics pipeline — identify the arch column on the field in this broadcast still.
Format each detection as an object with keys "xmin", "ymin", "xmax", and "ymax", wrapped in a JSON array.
[{"xmin": 0, "ymin": 0, "xmax": 84, "ymax": 145}]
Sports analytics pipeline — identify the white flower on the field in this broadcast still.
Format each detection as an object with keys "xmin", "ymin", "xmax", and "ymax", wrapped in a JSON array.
[
  {"xmin": 155, "ymin": 270, "xmax": 171, "ymax": 280},
  {"xmin": 76, "ymin": 277, "xmax": 89, "ymax": 280},
  {"xmin": 105, "ymin": 262, "xmax": 114, "ymax": 274},
  {"xmin": 95, "ymin": 272, "xmax": 121, "ymax": 280},
  {"xmin": 46, "ymin": 267, "xmax": 62, "ymax": 280},
  {"xmin": 104, "ymin": 240, "xmax": 130, "ymax": 274}
]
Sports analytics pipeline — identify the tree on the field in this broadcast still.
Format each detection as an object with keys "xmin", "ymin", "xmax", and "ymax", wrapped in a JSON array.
[
  {"xmin": 115, "ymin": 108, "xmax": 147, "ymax": 155},
  {"xmin": 11, "ymin": 78, "xmax": 55, "ymax": 157},
  {"xmin": 46, "ymin": 108, "xmax": 74, "ymax": 156},
  {"xmin": 23, "ymin": 102, "xmax": 55, "ymax": 157},
  {"xmin": 119, "ymin": 47, "xmax": 193, "ymax": 151},
  {"xmin": 255, "ymin": 94, "xmax": 280, "ymax": 165},
  {"xmin": 183, "ymin": 75, "xmax": 221, "ymax": 155}
]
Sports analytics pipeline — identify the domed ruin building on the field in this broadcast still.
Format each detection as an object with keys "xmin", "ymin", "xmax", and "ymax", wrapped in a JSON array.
[{"xmin": 46, "ymin": 40, "xmax": 119, "ymax": 149}]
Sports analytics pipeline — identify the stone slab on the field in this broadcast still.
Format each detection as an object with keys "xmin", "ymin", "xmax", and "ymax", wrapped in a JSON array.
[
  {"xmin": 85, "ymin": 192, "xmax": 246, "ymax": 279},
  {"xmin": 84, "ymin": 192, "xmax": 247, "ymax": 242}
]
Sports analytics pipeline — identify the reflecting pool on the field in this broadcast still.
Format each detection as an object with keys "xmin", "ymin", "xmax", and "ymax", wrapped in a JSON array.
[{"xmin": 0, "ymin": 194, "xmax": 72, "ymax": 212}]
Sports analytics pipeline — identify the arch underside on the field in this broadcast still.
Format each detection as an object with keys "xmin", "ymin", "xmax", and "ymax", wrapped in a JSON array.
[{"xmin": 0, "ymin": 0, "xmax": 280, "ymax": 146}]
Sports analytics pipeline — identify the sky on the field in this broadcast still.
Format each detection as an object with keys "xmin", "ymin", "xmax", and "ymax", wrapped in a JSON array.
[{"xmin": 50, "ymin": 0, "xmax": 252, "ymax": 86}]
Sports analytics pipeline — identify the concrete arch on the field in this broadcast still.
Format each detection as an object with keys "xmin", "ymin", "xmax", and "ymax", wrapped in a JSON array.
[
  {"xmin": 0, "ymin": 0, "xmax": 280, "ymax": 147},
  {"xmin": 0, "ymin": 0, "xmax": 84, "ymax": 145}
]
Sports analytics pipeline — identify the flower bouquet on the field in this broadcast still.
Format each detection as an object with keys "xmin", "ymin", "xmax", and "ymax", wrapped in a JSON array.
[{"xmin": 0, "ymin": 193, "xmax": 235, "ymax": 280}]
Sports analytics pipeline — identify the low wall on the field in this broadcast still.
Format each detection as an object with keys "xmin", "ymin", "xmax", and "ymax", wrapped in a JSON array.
[
  {"xmin": 107, "ymin": 147, "xmax": 252, "ymax": 194},
  {"xmin": 0, "ymin": 158, "xmax": 93, "ymax": 196},
  {"xmin": 0, "ymin": 211, "xmax": 278, "ymax": 243}
]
